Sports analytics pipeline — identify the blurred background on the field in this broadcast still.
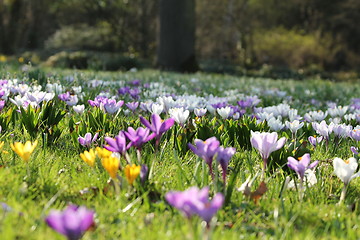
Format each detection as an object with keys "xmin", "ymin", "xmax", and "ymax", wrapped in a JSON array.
[{"xmin": 1, "ymin": 0, "xmax": 360, "ymax": 79}]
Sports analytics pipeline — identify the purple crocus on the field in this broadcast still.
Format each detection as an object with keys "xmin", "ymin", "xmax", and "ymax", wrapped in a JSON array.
[
  {"xmin": 165, "ymin": 186, "xmax": 224, "ymax": 225},
  {"xmin": 140, "ymin": 114, "xmax": 174, "ymax": 147},
  {"xmin": 88, "ymin": 96, "xmax": 108, "ymax": 107},
  {"xmin": 126, "ymin": 101, "xmax": 139, "ymax": 112},
  {"xmin": 78, "ymin": 133, "xmax": 99, "ymax": 148},
  {"xmin": 103, "ymin": 99, "xmax": 124, "ymax": 114},
  {"xmin": 308, "ymin": 135, "xmax": 324, "ymax": 147},
  {"xmin": 58, "ymin": 92, "xmax": 70, "ymax": 101},
  {"xmin": 287, "ymin": 153, "xmax": 319, "ymax": 181},
  {"xmin": 104, "ymin": 131, "xmax": 128, "ymax": 156},
  {"xmin": 350, "ymin": 129, "xmax": 360, "ymax": 141},
  {"xmin": 188, "ymin": 137, "xmax": 220, "ymax": 177},
  {"xmin": 45, "ymin": 205, "xmax": 95, "ymax": 240},
  {"xmin": 0, "ymin": 100, "xmax": 5, "ymax": 111},
  {"xmin": 123, "ymin": 127, "xmax": 155, "ymax": 150},
  {"xmin": 216, "ymin": 146, "xmax": 236, "ymax": 183},
  {"xmin": 351, "ymin": 146, "xmax": 359, "ymax": 155},
  {"xmin": 250, "ymin": 131, "xmax": 286, "ymax": 178}
]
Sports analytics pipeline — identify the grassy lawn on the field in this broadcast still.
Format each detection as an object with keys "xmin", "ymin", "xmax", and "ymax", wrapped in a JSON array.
[{"xmin": 0, "ymin": 66, "xmax": 359, "ymax": 239}]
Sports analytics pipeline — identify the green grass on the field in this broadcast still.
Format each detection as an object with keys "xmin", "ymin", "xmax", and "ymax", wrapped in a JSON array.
[{"xmin": 0, "ymin": 66, "xmax": 359, "ymax": 239}]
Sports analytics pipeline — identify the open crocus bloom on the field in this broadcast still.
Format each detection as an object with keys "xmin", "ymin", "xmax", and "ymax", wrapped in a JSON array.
[
  {"xmin": 333, "ymin": 157, "xmax": 360, "ymax": 185},
  {"xmin": 250, "ymin": 131, "xmax": 286, "ymax": 163},
  {"xmin": 287, "ymin": 153, "xmax": 319, "ymax": 180}
]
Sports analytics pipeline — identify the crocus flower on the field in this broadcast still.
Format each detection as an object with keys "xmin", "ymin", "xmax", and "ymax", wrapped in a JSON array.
[
  {"xmin": 103, "ymin": 99, "xmax": 124, "ymax": 114},
  {"xmin": 217, "ymin": 106, "xmax": 232, "ymax": 119},
  {"xmin": 194, "ymin": 108, "xmax": 207, "ymax": 117},
  {"xmin": 351, "ymin": 146, "xmax": 359, "ymax": 155},
  {"xmin": 78, "ymin": 133, "xmax": 98, "ymax": 148},
  {"xmin": 169, "ymin": 107, "xmax": 190, "ymax": 126},
  {"xmin": 80, "ymin": 149, "xmax": 96, "ymax": 167},
  {"xmin": 140, "ymin": 114, "xmax": 174, "ymax": 146},
  {"xmin": 73, "ymin": 105, "xmax": 85, "ymax": 114},
  {"xmin": 104, "ymin": 132, "xmax": 128, "ymax": 156},
  {"xmin": 10, "ymin": 140, "xmax": 38, "ymax": 162},
  {"xmin": 333, "ymin": 157, "xmax": 359, "ymax": 185},
  {"xmin": 350, "ymin": 129, "xmax": 360, "ymax": 141},
  {"xmin": 124, "ymin": 164, "xmax": 141, "ymax": 185},
  {"xmin": 140, "ymin": 164, "xmax": 148, "ymax": 183},
  {"xmin": 250, "ymin": 131, "xmax": 286, "ymax": 174},
  {"xmin": 333, "ymin": 157, "xmax": 360, "ymax": 203},
  {"xmin": 216, "ymin": 146, "xmax": 236, "ymax": 183},
  {"xmin": 0, "ymin": 100, "xmax": 5, "ymax": 111},
  {"xmin": 287, "ymin": 153, "xmax": 319, "ymax": 181},
  {"xmin": 125, "ymin": 101, "xmax": 139, "ymax": 112},
  {"xmin": 188, "ymin": 137, "xmax": 220, "ymax": 177},
  {"xmin": 285, "ymin": 120, "xmax": 304, "ymax": 135},
  {"xmin": 95, "ymin": 147, "xmax": 112, "ymax": 159},
  {"xmin": 101, "ymin": 156, "xmax": 120, "ymax": 179},
  {"xmin": 165, "ymin": 186, "xmax": 224, "ymax": 225},
  {"xmin": 124, "ymin": 127, "xmax": 155, "ymax": 150},
  {"xmin": 45, "ymin": 205, "xmax": 95, "ymax": 240},
  {"xmin": 308, "ymin": 135, "xmax": 323, "ymax": 147}
]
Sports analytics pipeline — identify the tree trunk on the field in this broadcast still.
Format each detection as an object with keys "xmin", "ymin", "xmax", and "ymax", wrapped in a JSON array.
[{"xmin": 157, "ymin": 0, "xmax": 198, "ymax": 72}]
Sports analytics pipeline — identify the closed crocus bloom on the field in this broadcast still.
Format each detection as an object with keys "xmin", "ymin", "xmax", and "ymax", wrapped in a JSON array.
[
  {"xmin": 80, "ymin": 149, "xmax": 96, "ymax": 167},
  {"xmin": 333, "ymin": 157, "xmax": 360, "ymax": 185},
  {"xmin": 124, "ymin": 164, "xmax": 141, "ymax": 185},
  {"xmin": 95, "ymin": 147, "xmax": 112, "ymax": 159},
  {"xmin": 45, "ymin": 205, "xmax": 95, "ymax": 240},
  {"xmin": 10, "ymin": 140, "xmax": 38, "ymax": 162},
  {"xmin": 101, "ymin": 156, "xmax": 120, "ymax": 179},
  {"xmin": 333, "ymin": 157, "xmax": 360, "ymax": 204}
]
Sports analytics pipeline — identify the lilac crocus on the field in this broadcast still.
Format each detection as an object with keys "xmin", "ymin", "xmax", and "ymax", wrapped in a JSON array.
[
  {"xmin": 103, "ymin": 99, "xmax": 124, "ymax": 114},
  {"xmin": 308, "ymin": 135, "xmax": 324, "ymax": 147},
  {"xmin": 287, "ymin": 153, "xmax": 319, "ymax": 181},
  {"xmin": 0, "ymin": 100, "xmax": 5, "ymax": 111},
  {"xmin": 351, "ymin": 146, "xmax": 358, "ymax": 155},
  {"xmin": 140, "ymin": 114, "xmax": 174, "ymax": 147},
  {"xmin": 216, "ymin": 146, "xmax": 236, "ymax": 183},
  {"xmin": 250, "ymin": 131, "xmax": 286, "ymax": 178},
  {"xmin": 104, "ymin": 131, "xmax": 128, "ymax": 156},
  {"xmin": 78, "ymin": 133, "xmax": 98, "ymax": 148},
  {"xmin": 45, "ymin": 205, "xmax": 95, "ymax": 240},
  {"xmin": 126, "ymin": 101, "xmax": 139, "ymax": 112},
  {"xmin": 188, "ymin": 137, "xmax": 220, "ymax": 177},
  {"xmin": 350, "ymin": 129, "xmax": 360, "ymax": 141},
  {"xmin": 165, "ymin": 186, "xmax": 224, "ymax": 225},
  {"xmin": 58, "ymin": 92, "xmax": 70, "ymax": 101},
  {"xmin": 124, "ymin": 127, "xmax": 155, "ymax": 150}
]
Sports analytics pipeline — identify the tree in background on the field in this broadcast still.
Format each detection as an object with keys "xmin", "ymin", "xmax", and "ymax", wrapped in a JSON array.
[{"xmin": 157, "ymin": 0, "xmax": 198, "ymax": 72}]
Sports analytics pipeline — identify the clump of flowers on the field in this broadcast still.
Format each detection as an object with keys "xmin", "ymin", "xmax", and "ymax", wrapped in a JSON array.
[{"xmin": 45, "ymin": 205, "xmax": 95, "ymax": 240}]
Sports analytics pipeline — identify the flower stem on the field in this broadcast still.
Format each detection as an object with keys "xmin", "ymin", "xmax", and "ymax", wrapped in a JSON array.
[
  {"xmin": 339, "ymin": 183, "xmax": 347, "ymax": 204},
  {"xmin": 113, "ymin": 177, "xmax": 120, "ymax": 196},
  {"xmin": 298, "ymin": 178, "xmax": 304, "ymax": 201}
]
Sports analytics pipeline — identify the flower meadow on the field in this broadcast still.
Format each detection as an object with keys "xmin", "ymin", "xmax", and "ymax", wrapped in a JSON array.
[{"xmin": 0, "ymin": 69, "xmax": 360, "ymax": 239}]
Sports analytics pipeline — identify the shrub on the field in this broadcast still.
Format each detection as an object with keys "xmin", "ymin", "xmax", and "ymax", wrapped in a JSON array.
[
  {"xmin": 252, "ymin": 28, "xmax": 336, "ymax": 70},
  {"xmin": 45, "ymin": 24, "xmax": 119, "ymax": 52}
]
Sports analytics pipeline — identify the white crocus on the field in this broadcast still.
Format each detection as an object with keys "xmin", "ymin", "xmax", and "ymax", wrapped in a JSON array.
[
  {"xmin": 285, "ymin": 120, "xmax": 304, "ymax": 134},
  {"xmin": 333, "ymin": 157, "xmax": 360, "ymax": 204},
  {"xmin": 217, "ymin": 106, "xmax": 232, "ymax": 119},
  {"xmin": 151, "ymin": 103, "xmax": 164, "ymax": 115},
  {"xmin": 169, "ymin": 107, "xmax": 190, "ymax": 126},
  {"xmin": 267, "ymin": 117, "xmax": 285, "ymax": 131},
  {"xmin": 73, "ymin": 105, "xmax": 85, "ymax": 114},
  {"xmin": 194, "ymin": 108, "xmax": 207, "ymax": 117}
]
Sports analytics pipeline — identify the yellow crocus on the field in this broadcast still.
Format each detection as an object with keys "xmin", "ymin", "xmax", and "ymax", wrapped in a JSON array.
[
  {"xmin": 95, "ymin": 147, "xmax": 112, "ymax": 159},
  {"xmin": 0, "ymin": 141, "xmax": 4, "ymax": 149},
  {"xmin": 124, "ymin": 164, "xmax": 141, "ymax": 185},
  {"xmin": 101, "ymin": 156, "xmax": 120, "ymax": 179},
  {"xmin": 80, "ymin": 149, "xmax": 96, "ymax": 167},
  {"xmin": 10, "ymin": 140, "xmax": 38, "ymax": 162}
]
